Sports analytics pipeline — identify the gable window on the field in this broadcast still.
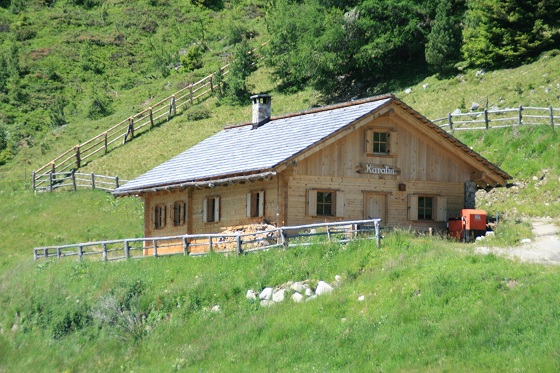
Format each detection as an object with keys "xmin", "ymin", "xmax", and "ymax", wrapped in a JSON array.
[
  {"xmin": 173, "ymin": 201, "xmax": 186, "ymax": 226},
  {"xmin": 202, "ymin": 196, "xmax": 220, "ymax": 223},
  {"xmin": 366, "ymin": 129, "xmax": 398, "ymax": 155},
  {"xmin": 307, "ymin": 189, "xmax": 345, "ymax": 217},
  {"xmin": 408, "ymin": 195, "xmax": 447, "ymax": 222},
  {"xmin": 373, "ymin": 132, "xmax": 388, "ymax": 154},
  {"xmin": 154, "ymin": 204, "xmax": 166, "ymax": 229},
  {"xmin": 247, "ymin": 191, "xmax": 265, "ymax": 218}
]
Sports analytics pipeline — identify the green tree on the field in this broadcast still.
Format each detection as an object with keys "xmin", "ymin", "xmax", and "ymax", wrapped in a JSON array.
[
  {"xmin": 462, "ymin": 0, "xmax": 560, "ymax": 68},
  {"xmin": 223, "ymin": 39, "xmax": 257, "ymax": 104},
  {"xmin": 425, "ymin": 0, "xmax": 465, "ymax": 73}
]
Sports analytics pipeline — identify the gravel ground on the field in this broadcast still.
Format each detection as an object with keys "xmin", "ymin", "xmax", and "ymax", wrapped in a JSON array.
[{"xmin": 475, "ymin": 218, "xmax": 560, "ymax": 265}]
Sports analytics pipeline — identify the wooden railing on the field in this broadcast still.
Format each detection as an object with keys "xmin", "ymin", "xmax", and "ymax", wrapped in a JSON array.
[
  {"xmin": 32, "ymin": 66, "xmax": 229, "ymax": 191},
  {"xmin": 33, "ymin": 219, "xmax": 382, "ymax": 262},
  {"xmin": 432, "ymin": 106, "xmax": 560, "ymax": 131},
  {"xmin": 32, "ymin": 171, "xmax": 126, "ymax": 193}
]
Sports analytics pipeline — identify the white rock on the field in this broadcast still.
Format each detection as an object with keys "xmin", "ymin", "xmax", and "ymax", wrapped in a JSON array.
[
  {"xmin": 246, "ymin": 290, "xmax": 257, "ymax": 302},
  {"xmin": 290, "ymin": 282, "xmax": 304, "ymax": 293},
  {"xmin": 211, "ymin": 305, "xmax": 220, "ymax": 313},
  {"xmin": 291, "ymin": 292, "xmax": 304, "ymax": 303},
  {"xmin": 259, "ymin": 287, "xmax": 273, "ymax": 300},
  {"xmin": 486, "ymin": 231, "xmax": 495, "ymax": 236},
  {"xmin": 315, "ymin": 281, "xmax": 334, "ymax": 296},
  {"xmin": 305, "ymin": 288, "xmax": 315, "ymax": 297},
  {"xmin": 422, "ymin": 83, "xmax": 429, "ymax": 90},
  {"xmin": 358, "ymin": 295, "xmax": 365, "ymax": 302},
  {"xmin": 404, "ymin": 88, "xmax": 412, "ymax": 94},
  {"xmin": 520, "ymin": 238, "xmax": 532, "ymax": 244},
  {"xmin": 260, "ymin": 299, "xmax": 275, "ymax": 307},
  {"xmin": 334, "ymin": 275, "xmax": 342, "ymax": 283},
  {"xmin": 452, "ymin": 108, "xmax": 462, "ymax": 115},
  {"xmin": 306, "ymin": 295, "xmax": 318, "ymax": 302},
  {"xmin": 272, "ymin": 289, "xmax": 286, "ymax": 303}
]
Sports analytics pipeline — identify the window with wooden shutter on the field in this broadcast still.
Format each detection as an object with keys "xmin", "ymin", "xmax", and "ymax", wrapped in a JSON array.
[
  {"xmin": 308, "ymin": 189, "xmax": 341, "ymax": 217},
  {"xmin": 434, "ymin": 196, "xmax": 447, "ymax": 222},
  {"xmin": 173, "ymin": 201, "xmax": 186, "ymax": 226},
  {"xmin": 408, "ymin": 194, "xmax": 418, "ymax": 221},
  {"xmin": 203, "ymin": 196, "xmax": 220, "ymax": 223},
  {"xmin": 366, "ymin": 129, "xmax": 391, "ymax": 155},
  {"xmin": 247, "ymin": 191, "xmax": 265, "ymax": 218},
  {"xmin": 154, "ymin": 204, "xmax": 166, "ymax": 229},
  {"xmin": 389, "ymin": 131, "xmax": 398, "ymax": 155}
]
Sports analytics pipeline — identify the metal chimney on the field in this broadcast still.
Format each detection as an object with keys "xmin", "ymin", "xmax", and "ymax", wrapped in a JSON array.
[{"xmin": 251, "ymin": 94, "xmax": 271, "ymax": 129}]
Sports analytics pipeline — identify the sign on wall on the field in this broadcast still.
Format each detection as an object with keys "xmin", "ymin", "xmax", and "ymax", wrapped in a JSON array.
[{"xmin": 356, "ymin": 162, "xmax": 400, "ymax": 175}]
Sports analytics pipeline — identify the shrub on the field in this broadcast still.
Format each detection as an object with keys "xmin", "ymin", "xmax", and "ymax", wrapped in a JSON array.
[
  {"xmin": 186, "ymin": 106, "xmax": 211, "ymax": 121},
  {"xmin": 87, "ymin": 91, "xmax": 113, "ymax": 119}
]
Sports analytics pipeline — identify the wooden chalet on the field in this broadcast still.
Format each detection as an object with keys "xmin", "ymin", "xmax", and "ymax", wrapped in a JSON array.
[{"xmin": 113, "ymin": 94, "xmax": 511, "ymax": 252}]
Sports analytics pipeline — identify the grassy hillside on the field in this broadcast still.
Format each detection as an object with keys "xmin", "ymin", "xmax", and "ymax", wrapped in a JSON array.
[{"xmin": 1, "ymin": 4, "xmax": 560, "ymax": 370}]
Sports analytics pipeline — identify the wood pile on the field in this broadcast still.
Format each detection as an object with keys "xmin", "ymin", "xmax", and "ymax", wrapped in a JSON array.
[{"xmin": 213, "ymin": 223, "xmax": 278, "ymax": 252}]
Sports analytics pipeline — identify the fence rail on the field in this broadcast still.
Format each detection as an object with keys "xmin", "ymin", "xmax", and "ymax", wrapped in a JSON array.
[
  {"xmin": 33, "ymin": 219, "xmax": 382, "ymax": 262},
  {"xmin": 32, "ymin": 171, "xmax": 126, "ymax": 193},
  {"xmin": 32, "ymin": 67, "xmax": 228, "ymax": 191},
  {"xmin": 433, "ymin": 106, "xmax": 560, "ymax": 131}
]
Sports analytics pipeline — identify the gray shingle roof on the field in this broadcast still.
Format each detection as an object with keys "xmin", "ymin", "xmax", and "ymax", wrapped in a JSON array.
[{"xmin": 113, "ymin": 97, "xmax": 392, "ymax": 195}]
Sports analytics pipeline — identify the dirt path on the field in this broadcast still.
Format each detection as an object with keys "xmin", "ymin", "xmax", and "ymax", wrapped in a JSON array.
[{"xmin": 475, "ymin": 218, "xmax": 560, "ymax": 265}]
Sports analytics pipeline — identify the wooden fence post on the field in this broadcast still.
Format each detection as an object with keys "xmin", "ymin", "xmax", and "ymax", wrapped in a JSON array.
[
  {"xmin": 57, "ymin": 247, "xmax": 61, "ymax": 259},
  {"xmin": 49, "ymin": 172, "xmax": 53, "ymax": 192},
  {"xmin": 210, "ymin": 76, "xmax": 213, "ymax": 92},
  {"xmin": 51, "ymin": 162, "xmax": 56, "ymax": 180},
  {"xmin": 209, "ymin": 236, "xmax": 213, "ymax": 253},
  {"xmin": 91, "ymin": 173, "xmax": 95, "ymax": 189},
  {"xmin": 102, "ymin": 243, "xmax": 108, "ymax": 261},
  {"xmin": 189, "ymin": 83, "xmax": 193, "ymax": 105},
  {"xmin": 183, "ymin": 236, "xmax": 189, "ymax": 255},
  {"xmin": 72, "ymin": 170, "xmax": 77, "ymax": 191},
  {"xmin": 550, "ymin": 106, "xmax": 554, "ymax": 128},
  {"xmin": 484, "ymin": 108, "xmax": 489, "ymax": 130},
  {"xmin": 517, "ymin": 105, "xmax": 523, "ymax": 126},
  {"xmin": 78, "ymin": 245, "xmax": 83, "ymax": 261},
  {"xmin": 32, "ymin": 171, "xmax": 36, "ymax": 191},
  {"xmin": 129, "ymin": 117, "xmax": 135, "ymax": 138},
  {"xmin": 115, "ymin": 176, "xmax": 119, "ymax": 189},
  {"xmin": 153, "ymin": 239, "xmax": 158, "ymax": 257},
  {"xmin": 172, "ymin": 95, "xmax": 176, "ymax": 116},
  {"xmin": 375, "ymin": 222, "xmax": 381, "ymax": 248},
  {"xmin": 448, "ymin": 113, "xmax": 453, "ymax": 132},
  {"xmin": 104, "ymin": 132, "xmax": 108, "ymax": 154},
  {"xmin": 124, "ymin": 240, "xmax": 130, "ymax": 259},
  {"xmin": 168, "ymin": 96, "xmax": 175, "ymax": 121},
  {"xmin": 75, "ymin": 145, "xmax": 81, "ymax": 168},
  {"xmin": 280, "ymin": 228, "xmax": 288, "ymax": 249},
  {"xmin": 149, "ymin": 107, "xmax": 154, "ymax": 127},
  {"xmin": 236, "ymin": 235, "xmax": 242, "ymax": 255}
]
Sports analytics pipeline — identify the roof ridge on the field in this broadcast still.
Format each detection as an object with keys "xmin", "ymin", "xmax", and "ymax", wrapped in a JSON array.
[{"xmin": 224, "ymin": 93, "xmax": 395, "ymax": 130}]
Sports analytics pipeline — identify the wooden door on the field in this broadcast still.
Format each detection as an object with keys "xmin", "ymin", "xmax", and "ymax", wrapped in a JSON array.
[{"xmin": 364, "ymin": 193, "xmax": 387, "ymax": 224}]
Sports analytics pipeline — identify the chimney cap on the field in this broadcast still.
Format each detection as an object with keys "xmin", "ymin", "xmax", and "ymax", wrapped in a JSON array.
[{"xmin": 250, "ymin": 94, "xmax": 271, "ymax": 102}]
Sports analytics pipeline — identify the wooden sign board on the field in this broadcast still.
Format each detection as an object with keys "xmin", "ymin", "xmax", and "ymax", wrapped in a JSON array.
[{"xmin": 356, "ymin": 162, "xmax": 400, "ymax": 175}]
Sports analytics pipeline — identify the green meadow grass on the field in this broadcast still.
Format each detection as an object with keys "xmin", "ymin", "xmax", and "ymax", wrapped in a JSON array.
[{"xmin": 1, "ymin": 229, "xmax": 559, "ymax": 372}]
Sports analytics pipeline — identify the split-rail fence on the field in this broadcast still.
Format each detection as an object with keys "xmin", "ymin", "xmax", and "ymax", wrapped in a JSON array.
[
  {"xmin": 433, "ymin": 105, "xmax": 560, "ymax": 132},
  {"xmin": 33, "ymin": 219, "xmax": 382, "ymax": 262},
  {"xmin": 33, "ymin": 171, "xmax": 127, "ymax": 193},
  {"xmin": 32, "ymin": 67, "xmax": 228, "ymax": 192}
]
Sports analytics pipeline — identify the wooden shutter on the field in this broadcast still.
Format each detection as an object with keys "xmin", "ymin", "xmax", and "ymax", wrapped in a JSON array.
[
  {"xmin": 246, "ymin": 192, "xmax": 252, "ymax": 218},
  {"xmin": 307, "ymin": 190, "xmax": 317, "ymax": 216},
  {"xmin": 151, "ymin": 205, "xmax": 155, "ymax": 229},
  {"xmin": 258, "ymin": 191, "xmax": 265, "ymax": 217},
  {"xmin": 389, "ymin": 131, "xmax": 398, "ymax": 155},
  {"xmin": 214, "ymin": 196, "xmax": 220, "ymax": 222},
  {"xmin": 202, "ymin": 198, "xmax": 208, "ymax": 223},
  {"xmin": 365, "ymin": 129, "xmax": 373, "ymax": 153},
  {"xmin": 435, "ymin": 196, "xmax": 447, "ymax": 222},
  {"xmin": 408, "ymin": 194, "xmax": 418, "ymax": 221},
  {"xmin": 335, "ymin": 191, "xmax": 345, "ymax": 217}
]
